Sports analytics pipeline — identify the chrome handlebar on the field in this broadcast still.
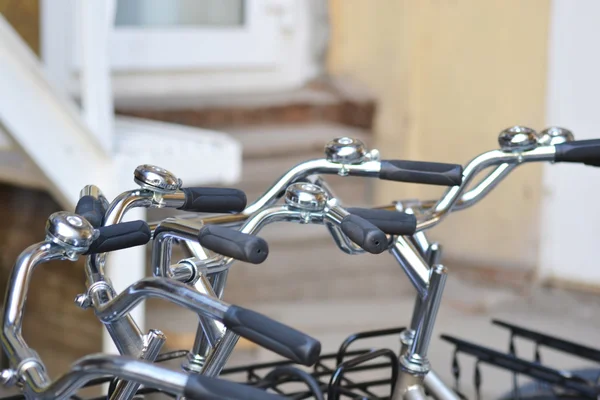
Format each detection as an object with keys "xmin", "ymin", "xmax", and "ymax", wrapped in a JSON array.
[
  {"xmin": 0, "ymin": 214, "xmax": 189, "ymax": 400},
  {"xmin": 24, "ymin": 355, "xmax": 188, "ymax": 400},
  {"xmin": 152, "ymin": 182, "xmax": 392, "ymax": 283}
]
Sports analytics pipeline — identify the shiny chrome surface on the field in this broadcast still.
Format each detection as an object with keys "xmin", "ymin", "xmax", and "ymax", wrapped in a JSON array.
[
  {"xmin": 324, "ymin": 137, "xmax": 367, "ymax": 164},
  {"xmin": 95, "ymin": 278, "xmax": 229, "ymax": 324},
  {"xmin": 201, "ymin": 330, "xmax": 239, "ymax": 377},
  {"xmin": 170, "ymin": 262, "xmax": 196, "ymax": 283},
  {"xmin": 185, "ymin": 273, "xmax": 236, "ymax": 375},
  {"xmin": 103, "ymin": 190, "xmax": 153, "ymax": 227},
  {"xmin": 538, "ymin": 126, "xmax": 575, "ymax": 146},
  {"xmin": 92, "ymin": 184, "xmax": 176, "ymax": 372},
  {"xmin": 325, "ymin": 223, "xmax": 363, "ymax": 254},
  {"xmin": 389, "ymin": 237, "xmax": 429, "ymax": 297},
  {"xmin": 109, "ymin": 329, "xmax": 166, "ymax": 400},
  {"xmin": 284, "ymin": 182, "xmax": 328, "ymax": 211},
  {"xmin": 415, "ymin": 146, "xmax": 555, "ymax": 231},
  {"xmin": 409, "ymin": 265, "xmax": 447, "ymax": 361},
  {"xmin": 171, "ymin": 191, "xmax": 366, "ymax": 375},
  {"xmin": 497, "ymin": 126, "xmax": 538, "ymax": 152},
  {"xmin": 191, "ymin": 274, "xmax": 227, "ymax": 362},
  {"xmin": 151, "ymin": 218, "xmax": 204, "ymax": 281},
  {"xmin": 45, "ymin": 212, "xmax": 97, "ymax": 253},
  {"xmin": 87, "ymin": 282, "xmax": 144, "ymax": 357},
  {"xmin": 243, "ymin": 158, "xmax": 381, "ymax": 214},
  {"xmin": 28, "ymin": 354, "xmax": 187, "ymax": 400},
  {"xmin": 133, "ymin": 164, "xmax": 182, "ymax": 193},
  {"xmin": 452, "ymin": 163, "xmax": 515, "ymax": 211},
  {"xmin": 1, "ymin": 241, "xmax": 67, "ymax": 391},
  {"xmin": 425, "ymin": 243, "xmax": 442, "ymax": 266},
  {"xmin": 80, "ymin": 185, "xmax": 109, "ymax": 211},
  {"xmin": 410, "ymin": 228, "xmax": 430, "ymax": 258}
]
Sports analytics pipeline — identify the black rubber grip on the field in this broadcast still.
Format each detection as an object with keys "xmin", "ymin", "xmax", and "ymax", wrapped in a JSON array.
[
  {"xmin": 84, "ymin": 220, "xmax": 151, "ymax": 255},
  {"xmin": 75, "ymin": 195, "xmax": 105, "ymax": 228},
  {"xmin": 340, "ymin": 214, "xmax": 387, "ymax": 254},
  {"xmin": 347, "ymin": 207, "xmax": 417, "ymax": 235},
  {"xmin": 178, "ymin": 187, "xmax": 247, "ymax": 213},
  {"xmin": 379, "ymin": 160, "xmax": 463, "ymax": 186},
  {"xmin": 555, "ymin": 139, "xmax": 600, "ymax": 166},
  {"xmin": 197, "ymin": 225, "xmax": 269, "ymax": 264},
  {"xmin": 223, "ymin": 305, "xmax": 321, "ymax": 366},
  {"xmin": 184, "ymin": 374, "xmax": 285, "ymax": 400}
]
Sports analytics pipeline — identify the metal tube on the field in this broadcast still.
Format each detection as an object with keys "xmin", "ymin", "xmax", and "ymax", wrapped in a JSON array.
[
  {"xmin": 389, "ymin": 237, "xmax": 430, "ymax": 297},
  {"xmin": 201, "ymin": 330, "xmax": 240, "ymax": 377},
  {"xmin": 28, "ymin": 354, "xmax": 188, "ymax": 400},
  {"xmin": 170, "ymin": 263, "xmax": 195, "ymax": 283},
  {"xmin": 209, "ymin": 269, "xmax": 229, "ymax": 298},
  {"xmin": 109, "ymin": 330, "xmax": 167, "ymax": 400},
  {"xmin": 159, "ymin": 190, "xmax": 186, "ymax": 208},
  {"xmin": 403, "ymin": 388, "xmax": 428, "ymax": 400},
  {"xmin": 243, "ymin": 159, "xmax": 381, "ymax": 215},
  {"xmin": 95, "ymin": 278, "xmax": 229, "ymax": 324},
  {"xmin": 410, "ymin": 231, "xmax": 430, "ymax": 258},
  {"xmin": 453, "ymin": 163, "xmax": 515, "ymax": 210},
  {"xmin": 409, "ymin": 297, "xmax": 423, "ymax": 334},
  {"xmin": 102, "ymin": 190, "xmax": 152, "ymax": 227},
  {"xmin": 410, "ymin": 265, "xmax": 448, "ymax": 358},
  {"xmin": 325, "ymin": 224, "xmax": 364, "ymax": 254},
  {"xmin": 1, "ymin": 242, "xmax": 66, "ymax": 390},
  {"xmin": 91, "ymin": 190, "xmax": 153, "ymax": 371},
  {"xmin": 151, "ymin": 218, "xmax": 204, "ymax": 279},
  {"xmin": 416, "ymin": 147, "xmax": 555, "ymax": 231},
  {"xmin": 424, "ymin": 370, "xmax": 461, "ymax": 400},
  {"xmin": 189, "ymin": 275, "xmax": 237, "ymax": 376},
  {"xmin": 192, "ymin": 275, "xmax": 227, "ymax": 352},
  {"xmin": 426, "ymin": 243, "xmax": 443, "ymax": 266},
  {"xmin": 391, "ymin": 370, "xmax": 427, "ymax": 400}
]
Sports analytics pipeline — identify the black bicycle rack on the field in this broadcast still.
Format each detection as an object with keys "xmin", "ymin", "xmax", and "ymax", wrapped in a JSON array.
[
  {"xmin": 441, "ymin": 319, "xmax": 600, "ymax": 400},
  {"xmin": 219, "ymin": 326, "xmax": 404, "ymax": 400}
]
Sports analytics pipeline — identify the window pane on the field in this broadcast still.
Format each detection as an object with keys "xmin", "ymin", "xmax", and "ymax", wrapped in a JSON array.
[{"xmin": 115, "ymin": 0, "xmax": 244, "ymax": 27}]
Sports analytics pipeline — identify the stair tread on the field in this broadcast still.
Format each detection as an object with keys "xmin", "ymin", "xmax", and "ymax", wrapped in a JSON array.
[
  {"xmin": 115, "ymin": 86, "xmax": 340, "ymax": 111},
  {"xmin": 225, "ymin": 122, "xmax": 371, "ymax": 159}
]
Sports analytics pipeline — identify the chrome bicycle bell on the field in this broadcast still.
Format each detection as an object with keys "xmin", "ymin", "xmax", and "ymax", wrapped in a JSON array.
[
  {"xmin": 498, "ymin": 126, "xmax": 539, "ymax": 152},
  {"xmin": 284, "ymin": 183, "xmax": 328, "ymax": 212},
  {"xmin": 537, "ymin": 127, "xmax": 574, "ymax": 146},
  {"xmin": 45, "ymin": 212, "xmax": 97, "ymax": 253},
  {"xmin": 134, "ymin": 165, "xmax": 182, "ymax": 194},
  {"xmin": 325, "ymin": 137, "xmax": 367, "ymax": 164}
]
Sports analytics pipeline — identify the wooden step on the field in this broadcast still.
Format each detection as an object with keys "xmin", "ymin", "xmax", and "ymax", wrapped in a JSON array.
[
  {"xmin": 224, "ymin": 122, "xmax": 372, "ymax": 159},
  {"xmin": 116, "ymin": 77, "xmax": 377, "ymax": 131}
]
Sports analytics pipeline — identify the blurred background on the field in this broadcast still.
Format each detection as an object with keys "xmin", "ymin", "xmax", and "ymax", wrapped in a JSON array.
[{"xmin": 1, "ymin": 1, "xmax": 600, "ymax": 398}]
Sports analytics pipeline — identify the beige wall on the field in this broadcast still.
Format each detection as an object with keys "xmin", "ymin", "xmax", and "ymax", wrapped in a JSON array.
[{"xmin": 328, "ymin": 0, "xmax": 550, "ymax": 271}]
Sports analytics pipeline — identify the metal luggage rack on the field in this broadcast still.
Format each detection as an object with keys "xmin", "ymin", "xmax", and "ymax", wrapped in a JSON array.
[
  {"xmin": 142, "ymin": 327, "xmax": 404, "ymax": 400},
  {"xmin": 441, "ymin": 319, "xmax": 600, "ymax": 400},
  {"xmin": 222, "ymin": 327, "xmax": 403, "ymax": 400}
]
